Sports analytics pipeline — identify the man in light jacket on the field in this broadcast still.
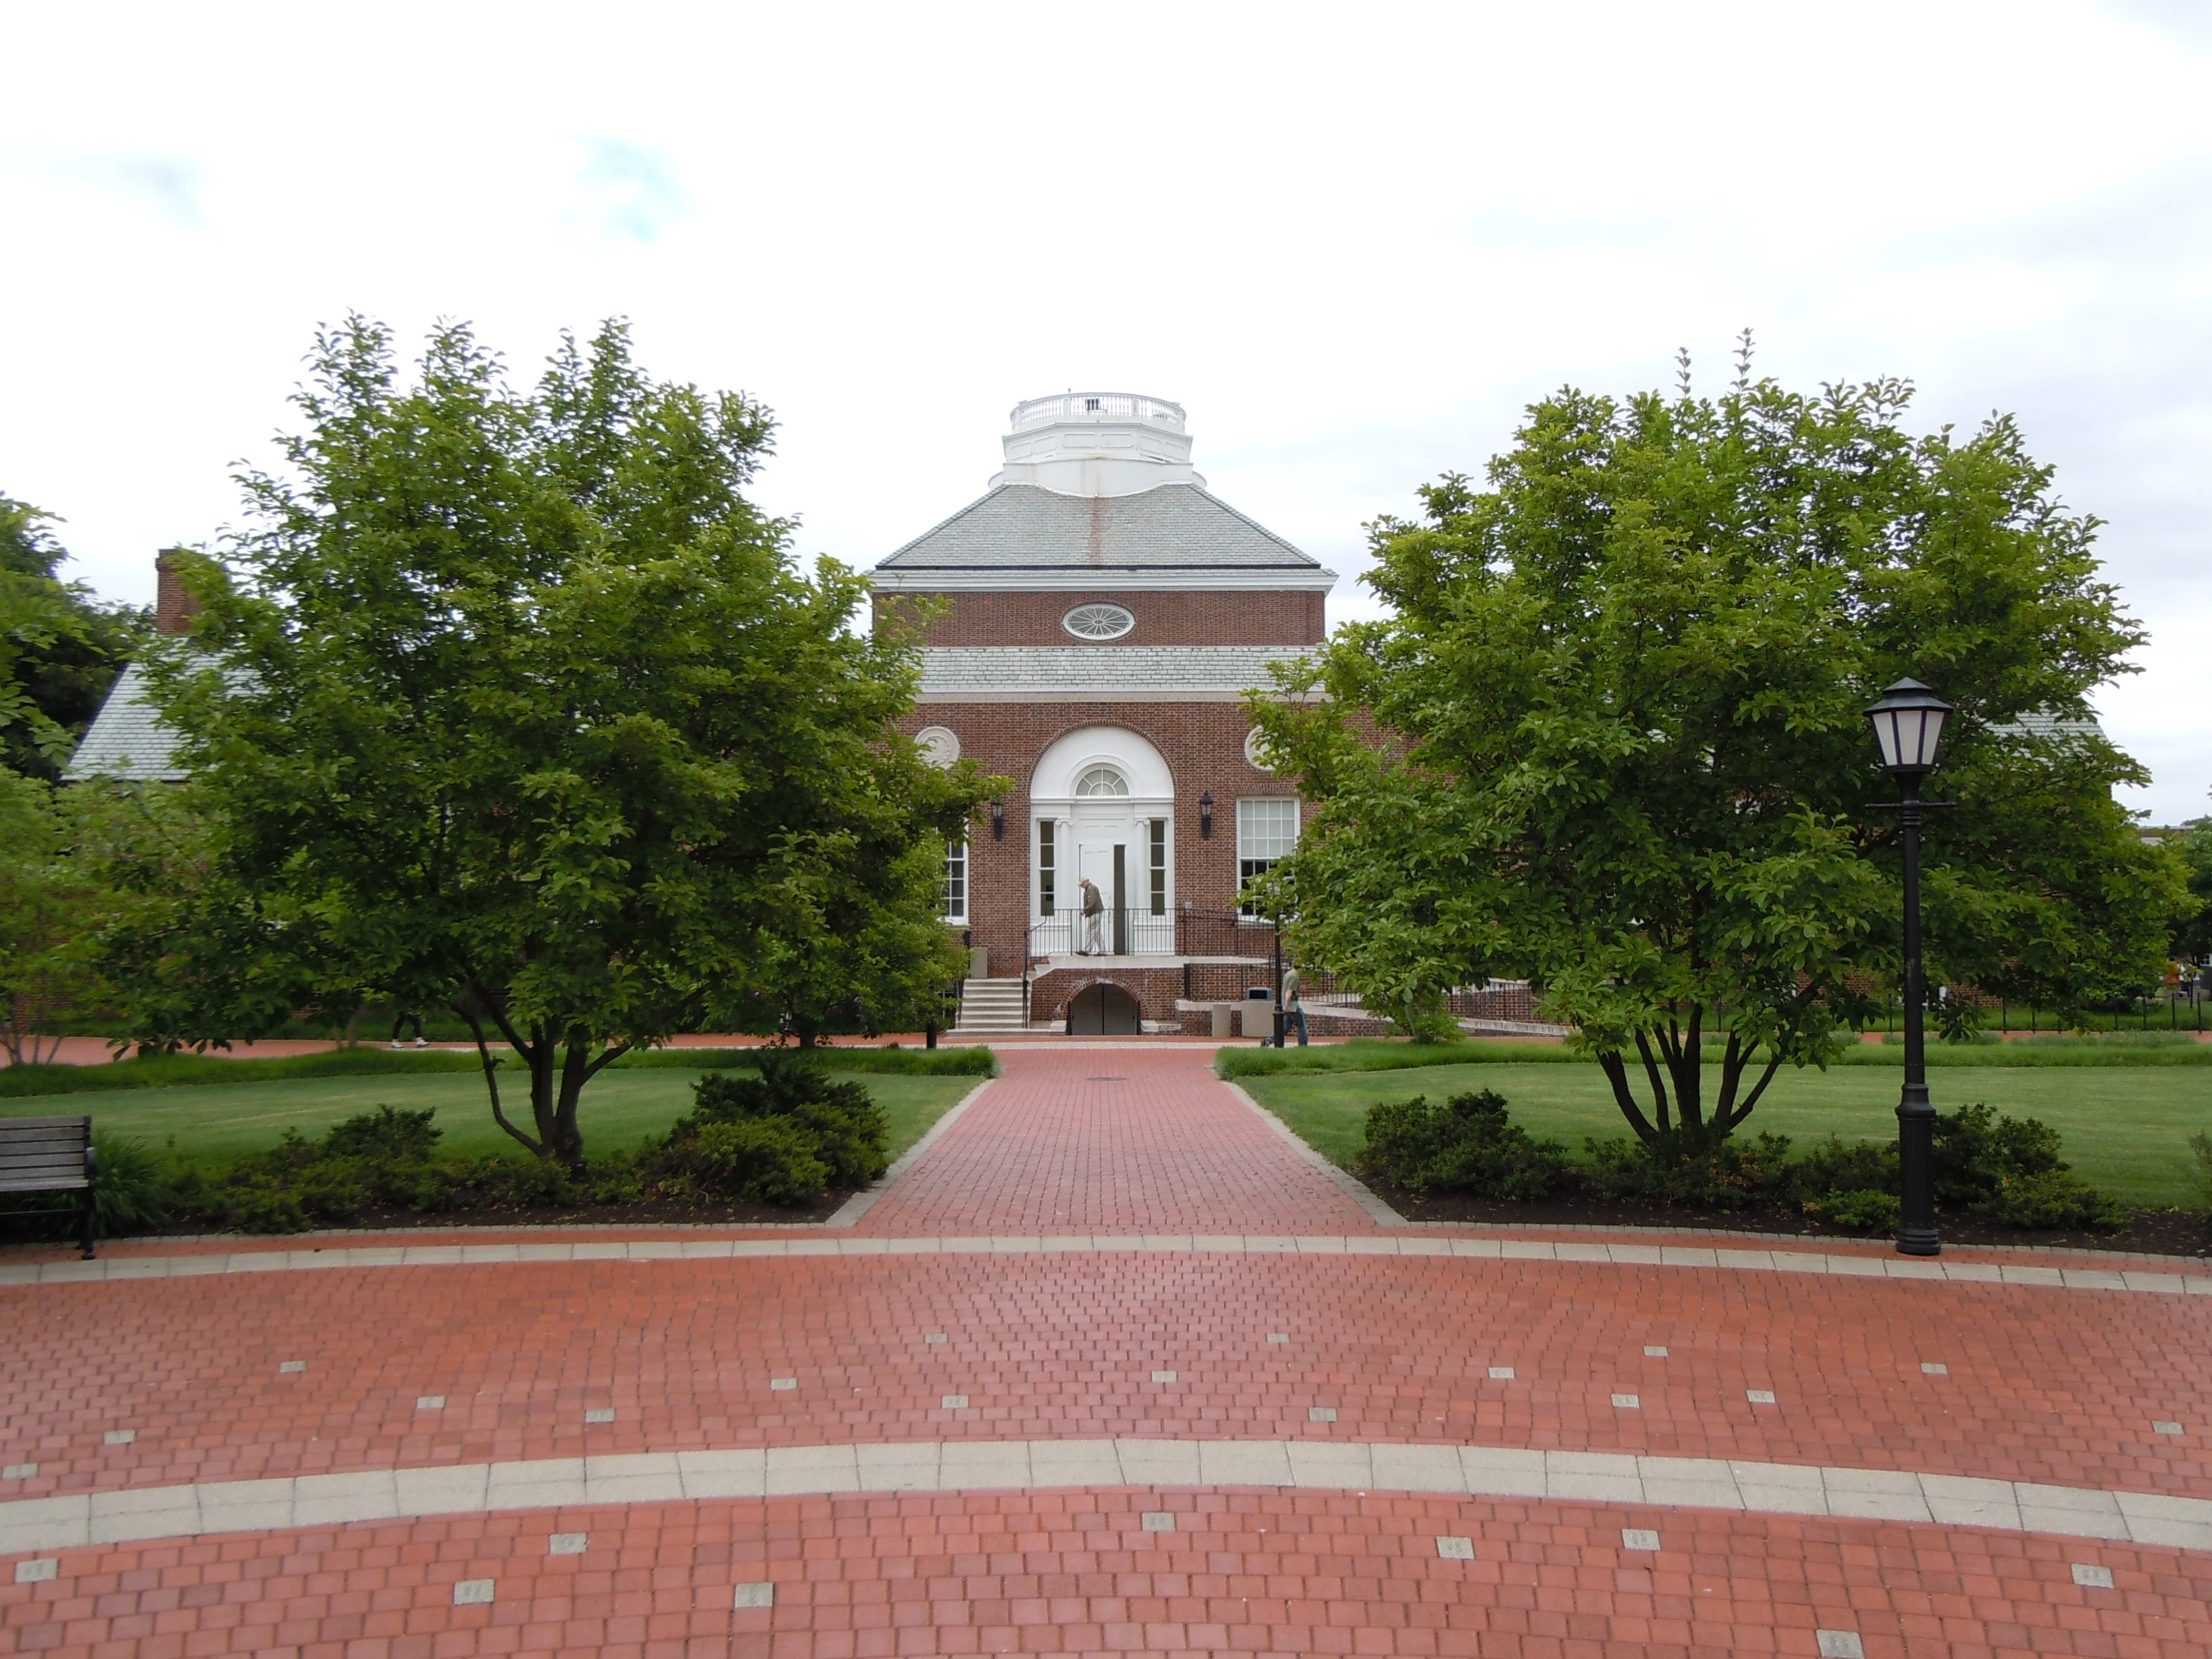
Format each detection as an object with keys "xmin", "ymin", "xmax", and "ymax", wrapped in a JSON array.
[
  {"xmin": 1079, "ymin": 876, "xmax": 1105, "ymax": 955},
  {"xmin": 1280, "ymin": 966, "xmax": 1308, "ymax": 1046}
]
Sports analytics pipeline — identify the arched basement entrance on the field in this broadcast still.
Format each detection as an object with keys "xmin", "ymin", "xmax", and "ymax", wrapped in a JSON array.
[
  {"xmin": 1030, "ymin": 726, "xmax": 1175, "ymax": 955},
  {"xmin": 1065, "ymin": 981, "xmax": 1142, "ymax": 1036}
]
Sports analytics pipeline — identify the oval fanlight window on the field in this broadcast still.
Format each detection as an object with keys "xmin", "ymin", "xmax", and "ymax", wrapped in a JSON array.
[
  {"xmin": 1062, "ymin": 603, "xmax": 1135, "ymax": 640},
  {"xmin": 1074, "ymin": 765, "xmax": 1130, "ymax": 796}
]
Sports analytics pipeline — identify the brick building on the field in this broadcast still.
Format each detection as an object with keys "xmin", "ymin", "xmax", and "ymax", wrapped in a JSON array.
[{"xmin": 870, "ymin": 393, "xmax": 1336, "ymax": 1035}]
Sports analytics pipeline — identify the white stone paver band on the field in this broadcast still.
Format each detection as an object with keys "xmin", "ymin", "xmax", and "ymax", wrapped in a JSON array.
[
  {"xmin": 3, "ymin": 1236, "xmax": 2205, "ymax": 1296},
  {"xmin": 4, "ymin": 1439, "xmax": 2209, "ymax": 1556}
]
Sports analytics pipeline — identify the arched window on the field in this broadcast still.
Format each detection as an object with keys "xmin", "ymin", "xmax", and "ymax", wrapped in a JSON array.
[{"xmin": 1074, "ymin": 766, "xmax": 1129, "ymax": 797}]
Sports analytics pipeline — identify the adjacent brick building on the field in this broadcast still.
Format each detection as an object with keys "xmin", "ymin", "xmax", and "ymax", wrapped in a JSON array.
[{"xmin": 870, "ymin": 393, "xmax": 1336, "ymax": 1034}]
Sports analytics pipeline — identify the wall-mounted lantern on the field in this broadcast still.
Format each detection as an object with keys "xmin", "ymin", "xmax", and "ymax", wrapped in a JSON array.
[
  {"xmin": 989, "ymin": 800, "xmax": 1005, "ymax": 840},
  {"xmin": 1199, "ymin": 792, "xmax": 1214, "ymax": 839}
]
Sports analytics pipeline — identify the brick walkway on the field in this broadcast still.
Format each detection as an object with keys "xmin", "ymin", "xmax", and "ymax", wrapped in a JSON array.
[
  {"xmin": 4, "ymin": 1044, "xmax": 2210, "ymax": 1656},
  {"xmin": 857, "ymin": 1049, "xmax": 1371, "ymax": 1237}
]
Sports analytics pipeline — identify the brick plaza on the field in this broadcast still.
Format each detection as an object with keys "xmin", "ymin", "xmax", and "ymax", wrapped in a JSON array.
[{"xmin": 5, "ymin": 1044, "xmax": 2212, "ymax": 1656}]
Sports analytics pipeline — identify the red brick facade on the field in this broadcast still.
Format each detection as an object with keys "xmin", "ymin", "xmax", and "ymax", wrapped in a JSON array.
[
  {"xmin": 896, "ymin": 698, "xmax": 1297, "ymax": 994},
  {"xmin": 874, "ymin": 589, "xmax": 1326, "ymax": 648}
]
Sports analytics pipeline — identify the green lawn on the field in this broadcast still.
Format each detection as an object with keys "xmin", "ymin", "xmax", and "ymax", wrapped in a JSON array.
[
  {"xmin": 0, "ymin": 1069, "xmax": 981, "ymax": 1171},
  {"xmin": 1238, "ymin": 1062, "xmax": 2212, "ymax": 1208}
]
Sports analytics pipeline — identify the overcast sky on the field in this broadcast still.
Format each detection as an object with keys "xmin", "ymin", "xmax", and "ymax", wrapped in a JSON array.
[{"xmin": 4, "ymin": 1, "xmax": 2207, "ymax": 820}]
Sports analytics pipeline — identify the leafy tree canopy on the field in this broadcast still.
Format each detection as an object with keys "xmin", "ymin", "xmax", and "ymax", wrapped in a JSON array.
[
  {"xmin": 120, "ymin": 317, "xmax": 991, "ymax": 1161},
  {"xmin": 0, "ymin": 496, "xmax": 148, "ymax": 779},
  {"xmin": 1254, "ymin": 345, "xmax": 2193, "ymax": 1145},
  {"xmin": 2175, "ymin": 806, "xmax": 2212, "ymax": 963},
  {"xmin": 0, "ymin": 766, "xmax": 117, "ymax": 1065}
]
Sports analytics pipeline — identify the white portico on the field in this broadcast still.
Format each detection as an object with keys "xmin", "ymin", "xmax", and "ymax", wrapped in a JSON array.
[{"xmin": 1029, "ymin": 726, "xmax": 1176, "ymax": 956}]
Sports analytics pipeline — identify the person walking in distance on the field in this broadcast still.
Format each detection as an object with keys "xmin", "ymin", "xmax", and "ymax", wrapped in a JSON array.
[
  {"xmin": 1079, "ymin": 876, "xmax": 1105, "ymax": 955},
  {"xmin": 1280, "ymin": 965, "xmax": 1308, "ymax": 1047}
]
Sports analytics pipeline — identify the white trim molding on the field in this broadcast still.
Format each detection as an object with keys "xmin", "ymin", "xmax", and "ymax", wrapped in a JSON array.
[
  {"xmin": 871, "ymin": 568, "xmax": 1339, "ymax": 594},
  {"xmin": 6, "ymin": 1439, "xmax": 2210, "ymax": 1555}
]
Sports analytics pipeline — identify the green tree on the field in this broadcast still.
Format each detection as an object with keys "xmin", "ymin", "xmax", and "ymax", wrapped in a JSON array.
[
  {"xmin": 128, "ymin": 316, "xmax": 988, "ymax": 1162},
  {"xmin": 0, "ymin": 497, "xmax": 148, "ymax": 780},
  {"xmin": 1255, "ymin": 349, "xmax": 2192, "ymax": 1145},
  {"xmin": 737, "ymin": 827, "xmax": 972, "ymax": 1046},
  {"xmin": 0, "ymin": 769, "xmax": 108, "ymax": 1064},
  {"xmin": 2176, "ymin": 804, "xmax": 2212, "ymax": 963}
]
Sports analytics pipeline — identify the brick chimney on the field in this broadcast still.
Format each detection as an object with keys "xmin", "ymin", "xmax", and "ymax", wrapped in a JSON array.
[{"xmin": 155, "ymin": 549, "xmax": 204, "ymax": 636}]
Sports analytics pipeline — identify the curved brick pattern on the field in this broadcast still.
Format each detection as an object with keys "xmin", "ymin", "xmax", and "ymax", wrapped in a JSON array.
[
  {"xmin": 8, "ymin": 1491, "xmax": 2212, "ymax": 1659},
  {"xmin": 856, "ymin": 1050, "xmax": 1372, "ymax": 1236},
  {"xmin": 4, "ymin": 1255, "xmax": 2209, "ymax": 1502}
]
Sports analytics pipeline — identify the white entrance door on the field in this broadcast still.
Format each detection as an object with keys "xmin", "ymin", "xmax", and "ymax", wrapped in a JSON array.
[{"xmin": 1077, "ymin": 810, "xmax": 1131, "ymax": 954}]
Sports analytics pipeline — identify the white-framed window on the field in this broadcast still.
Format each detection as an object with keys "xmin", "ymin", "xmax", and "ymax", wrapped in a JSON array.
[
  {"xmin": 942, "ymin": 837, "xmax": 968, "ymax": 923},
  {"xmin": 1148, "ymin": 819, "xmax": 1168, "ymax": 916},
  {"xmin": 1074, "ymin": 765, "xmax": 1129, "ymax": 796},
  {"xmin": 1037, "ymin": 819, "xmax": 1056, "ymax": 915},
  {"xmin": 1237, "ymin": 799, "xmax": 1299, "ymax": 917}
]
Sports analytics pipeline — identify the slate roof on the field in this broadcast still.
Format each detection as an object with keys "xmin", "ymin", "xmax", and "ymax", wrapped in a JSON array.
[
  {"xmin": 1991, "ymin": 710, "xmax": 2104, "ymax": 741},
  {"xmin": 64, "ymin": 662, "xmax": 189, "ymax": 783},
  {"xmin": 918, "ymin": 646, "xmax": 1318, "ymax": 697},
  {"xmin": 876, "ymin": 484, "xmax": 1325, "ymax": 574}
]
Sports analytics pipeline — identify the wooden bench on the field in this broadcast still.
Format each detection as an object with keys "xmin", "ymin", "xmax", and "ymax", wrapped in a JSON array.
[{"xmin": 0, "ymin": 1116, "xmax": 98, "ymax": 1259}]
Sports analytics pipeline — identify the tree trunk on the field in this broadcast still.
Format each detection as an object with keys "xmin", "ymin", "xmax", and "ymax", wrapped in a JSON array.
[
  {"xmin": 550, "ymin": 1030, "xmax": 590, "ymax": 1169},
  {"xmin": 1595, "ymin": 1051, "xmax": 1661, "ymax": 1144}
]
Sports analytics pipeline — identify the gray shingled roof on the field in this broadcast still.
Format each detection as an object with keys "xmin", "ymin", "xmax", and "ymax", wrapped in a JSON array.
[
  {"xmin": 1990, "ymin": 710, "xmax": 2104, "ymax": 741},
  {"xmin": 877, "ymin": 483, "xmax": 1322, "ymax": 572},
  {"xmin": 918, "ymin": 646, "xmax": 1317, "ymax": 696},
  {"xmin": 64, "ymin": 662, "xmax": 189, "ymax": 783}
]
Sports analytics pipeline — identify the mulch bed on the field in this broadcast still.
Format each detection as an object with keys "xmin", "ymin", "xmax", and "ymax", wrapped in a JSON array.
[{"xmin": 1366, "ymin": 1177, "xmax": 2212, "ymax": 1258}]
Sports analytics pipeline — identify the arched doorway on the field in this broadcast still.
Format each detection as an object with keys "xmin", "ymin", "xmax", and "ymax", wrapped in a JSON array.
[
  {"xmin": 1030, "ymin": 726, "xmax": 1175, "ymax": 955},
  {"xmin": 1065, "ymin": 981, "xmax": 1142, "ymax": 1035}
]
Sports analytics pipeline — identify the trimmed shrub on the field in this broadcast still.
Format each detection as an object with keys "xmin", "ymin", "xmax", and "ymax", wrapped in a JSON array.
[
  {"xmin": 1978, "ymin": 1170, "xmax": 2126, "ymax": 1232},
  {"xmin": 321, "ymin": 1104, "xmax": 440, "ymax": 1161},
  {"xmin": 647, "ymin": 1050, "xmax": 889, "ymax": 1205},
  {"xmin": 1361, "ymin": 1090, "xmax": 1566, "ymax": 1198},
  {"xmin": 1578, "ymin": 1130, "xmax": 1795, "ymax": 1212},
  {"xmin": 684, "ymin": 1119, "xmax": 831, "ymax": 1206},
  {"xmin": 1810, "ymin": 1188, "xmax": 1902, "ymax": 1234},
  {"xmin": 1933, "ymin": 1104, "xmax": 2063, "ymax": 1209}
]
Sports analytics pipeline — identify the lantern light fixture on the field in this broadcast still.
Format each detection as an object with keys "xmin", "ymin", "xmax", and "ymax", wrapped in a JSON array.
[
  {"xmin": 989, "ymin": 800, "xmax": 1004, "ymax": 840},
  {"xmin": 1866, "ymin": 678, "xmax": 1951, "ymax": 780},
  {"xmin": 1199, "ymin": 792, "xmax": 1214, "ymax": 839}
]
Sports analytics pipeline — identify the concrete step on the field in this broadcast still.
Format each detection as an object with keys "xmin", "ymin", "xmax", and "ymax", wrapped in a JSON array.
[{"xmin": 953, "ymin": 978, "xmax": 1030, "ymax": 1032}]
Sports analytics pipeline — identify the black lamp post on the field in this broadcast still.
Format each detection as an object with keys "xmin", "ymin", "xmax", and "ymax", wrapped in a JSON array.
[{"xmin": 1866, "ymin": 677, "xmax": 1952, "ymax": 1257}]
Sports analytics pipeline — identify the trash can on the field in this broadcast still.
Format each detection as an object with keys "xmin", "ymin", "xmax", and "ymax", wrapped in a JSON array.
[
  {"xmin": 1210, "ymin": 1001, "xmax": 1235, "ymax": 1039},
  {"xmin": 1240, "ymin": 988, "xmax": 1274, "ymax": 1039}
]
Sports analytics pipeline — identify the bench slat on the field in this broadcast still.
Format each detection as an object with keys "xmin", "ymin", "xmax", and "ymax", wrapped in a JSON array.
[
  {"xmin": 0, "ymin": 1115, "xmax": 95, "ymax": 1202},
  {"xmin": 0, "ymin": 1148, "xmax": 90, "ymax": 1169}
]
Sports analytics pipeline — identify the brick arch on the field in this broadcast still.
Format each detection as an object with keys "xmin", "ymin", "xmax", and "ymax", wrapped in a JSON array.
[{"xmin": 1058, "ymin": 977, "xmax": 1143, "ymax": 1035}]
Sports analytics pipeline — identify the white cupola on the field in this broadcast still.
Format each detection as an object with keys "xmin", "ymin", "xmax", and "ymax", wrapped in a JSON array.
[{"xmin": 990, "ymin": 392, "xmax": 1206, "ymax": 497}]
